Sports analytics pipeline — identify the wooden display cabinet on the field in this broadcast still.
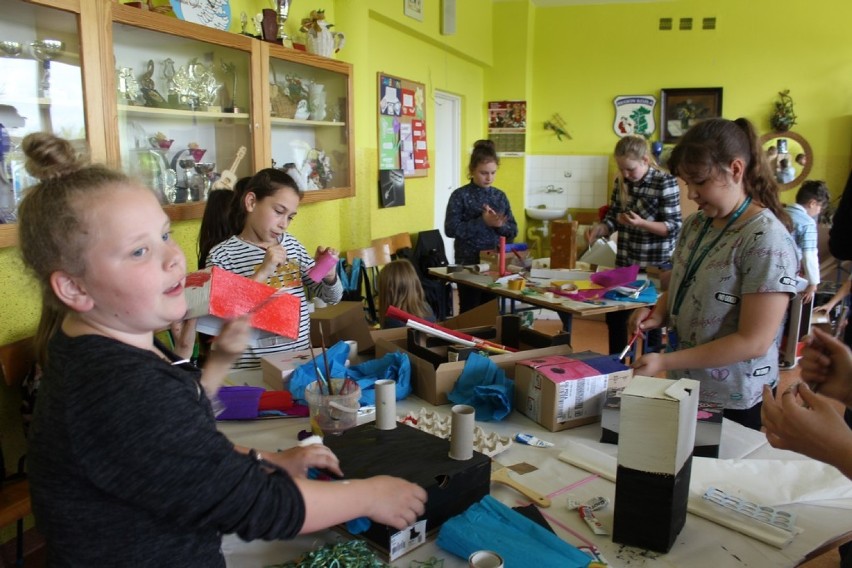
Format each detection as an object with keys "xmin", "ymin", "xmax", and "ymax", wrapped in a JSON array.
[{"xmin": 0, "ymin": 0, "xmax": 355, "ymax": 248}]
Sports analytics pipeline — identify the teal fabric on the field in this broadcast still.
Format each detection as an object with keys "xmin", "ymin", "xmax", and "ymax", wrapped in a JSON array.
[
  {"xmin": 437, "ymin": 496, "xmax": 591, "ymax": 567},
  {"xmin": 447, "ymin": 352, "xmax": 513, "ymax": 421},
  {"xmin": 604, "ymin": 279, "xmax": 658, "ymax": 303}
]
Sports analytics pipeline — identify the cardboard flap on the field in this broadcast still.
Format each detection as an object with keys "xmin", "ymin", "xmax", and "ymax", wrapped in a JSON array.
[{"xmin": 664, "ymin": 378, "xmax": 701, "ymax": 401}]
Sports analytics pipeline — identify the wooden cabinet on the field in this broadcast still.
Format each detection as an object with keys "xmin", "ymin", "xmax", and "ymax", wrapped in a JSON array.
[{"xmin": 0, "ymin": 0, "xmax": 355, "ymax": 247}]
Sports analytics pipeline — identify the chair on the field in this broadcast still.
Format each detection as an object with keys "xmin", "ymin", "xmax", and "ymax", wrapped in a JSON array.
[
  {"xmin": 372, "ymin": 232, "xmax": 412, "ymax": 259},
  {"xmin": 0, "ymin": 336, "xmax": 35, "ymax": 567},
  {"xmin": 345, "ymin": 242, "xmax": 392, "ymax": 324}
]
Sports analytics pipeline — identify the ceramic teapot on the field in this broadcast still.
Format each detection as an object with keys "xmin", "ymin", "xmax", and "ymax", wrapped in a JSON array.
[{"xmin": 306, "ymin": 26, "xmax": 345, "ymax": 58}]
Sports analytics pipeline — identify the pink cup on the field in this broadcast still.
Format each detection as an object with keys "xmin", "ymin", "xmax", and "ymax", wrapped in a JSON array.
[{"xmin": 307, "ymin": 250, "xmax": 337, "ymax": 283}]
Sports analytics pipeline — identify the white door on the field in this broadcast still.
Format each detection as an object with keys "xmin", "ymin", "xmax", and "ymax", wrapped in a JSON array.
[{"xmin": 433, "ymin": 91, "xmax": 461, "ymax": 265}]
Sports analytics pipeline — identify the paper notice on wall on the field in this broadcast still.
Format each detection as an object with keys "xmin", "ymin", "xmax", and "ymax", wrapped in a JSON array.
[
  {"xmin": 399, "ymin": 122, "xmax": 415, "ymax": 174},
  {"xmin": 402, "ymin": 88, "xmax": 416, "ymax": 116},
  {"xmin": 379, "ymin": 115, "xmax": 400, "ymax": 170},
  {"xmin": 412, "ymin": 119, "xmax": 428, "ymax": 169}
]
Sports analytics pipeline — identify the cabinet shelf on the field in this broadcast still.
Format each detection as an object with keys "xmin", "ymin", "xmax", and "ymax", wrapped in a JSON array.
[
  {"xmin": 117, "ymin": 105, "xmax": 250, "ymax": 121},
  {"xmin": 270, "ymin": 118, "xmax": 346, "ymax": 128},
  {"xmin": 0, "ymin": 0, "xmax": 356, "ymax": 249}
]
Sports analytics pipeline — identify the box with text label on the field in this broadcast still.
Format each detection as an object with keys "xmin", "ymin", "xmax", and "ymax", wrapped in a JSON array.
[{"xmin": 514, "ymin": 356, "xmax": 609, "ymax": 431}]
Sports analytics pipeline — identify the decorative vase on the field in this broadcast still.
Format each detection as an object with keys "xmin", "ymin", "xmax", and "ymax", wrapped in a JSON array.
[
  {"xmin": 309, "ymin": 83, "xmax": 326, "ymax": 121},
  {"xmin": 261, "ymin": 9, "xmax": 279, "ymax": 43}
]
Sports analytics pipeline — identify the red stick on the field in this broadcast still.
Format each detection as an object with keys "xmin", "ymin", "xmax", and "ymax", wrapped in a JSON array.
[{"xmin": 385, "ymin": 305, "xmax": 517, "ymax": 353}]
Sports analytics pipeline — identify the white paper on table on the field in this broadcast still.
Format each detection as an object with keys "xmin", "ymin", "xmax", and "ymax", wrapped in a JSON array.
[{"xmin": 557, "ymin": 440, "xmax": 852, "ymax": 549}]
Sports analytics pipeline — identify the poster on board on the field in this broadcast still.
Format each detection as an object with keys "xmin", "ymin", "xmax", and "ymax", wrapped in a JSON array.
[
  {"xmin": 378, "ymin": 72, "xmax": 428, "ymax": 177},
  {"xmin": 488, "ymin": 100, "xmax": 526, "ymax": 157}
]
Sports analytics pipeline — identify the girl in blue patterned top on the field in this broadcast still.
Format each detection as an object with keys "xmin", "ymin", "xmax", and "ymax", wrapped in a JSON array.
[{"xmin": 445, "ymin": 139, "xmax": 518, "ymax": 313}]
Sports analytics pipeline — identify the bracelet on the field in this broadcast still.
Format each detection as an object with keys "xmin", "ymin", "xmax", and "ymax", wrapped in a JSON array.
[{"xmin": 248, "ymin": 448, "xmax": 263, "ymax": 463}]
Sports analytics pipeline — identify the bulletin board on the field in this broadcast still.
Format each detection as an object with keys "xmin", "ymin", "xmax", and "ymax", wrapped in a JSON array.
[{"xmin": 377, "ymin": 72, "xmax": 429, "ymax": 178}]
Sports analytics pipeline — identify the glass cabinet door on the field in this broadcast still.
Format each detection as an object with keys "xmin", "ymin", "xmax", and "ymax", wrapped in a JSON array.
[
  {"xmin": 267, "ymin": 46, "xmax": 353, "ymax": 202},
  {"xmin": 112, "ymin": 10, "xmax": 253, "ymax": 212},
  {"xmin": 0, "ymin": 1, "xmax": 86, "ymax": 222}
]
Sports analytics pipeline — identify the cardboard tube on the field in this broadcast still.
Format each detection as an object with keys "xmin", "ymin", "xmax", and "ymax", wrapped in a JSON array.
[
  {"xmin": 469, "ymin": 550, "xmax": 504, "ymax": 568},
  {"xmin": 449, "ymin": 404, "xmax": 475, "ymax": 460},
  {"xmin": 374, "ymin": 379, "xmax": 397, "ymax": 430}
]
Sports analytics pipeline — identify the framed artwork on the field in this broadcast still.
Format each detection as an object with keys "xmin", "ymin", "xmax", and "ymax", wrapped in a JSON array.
[
  {"xmin": 379, "ymin": 169, "xmax": 405, "ymax": 208},
  {"xmin": 404, "ymin": 0, "xmax": 424, "ymax": 21},
  {"xmin": 660, "ymin": 88, "xmax": 723, "ymax": 143}
]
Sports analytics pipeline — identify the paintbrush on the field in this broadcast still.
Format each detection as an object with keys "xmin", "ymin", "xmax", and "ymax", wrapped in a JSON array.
[
  {"xmin": 318, "ymin": 324, "xmax": 333, "ymax": 394},
  {"xmin": 308, "ymin": 344, "xmax": 328, "ymax": 394},
  {"xmin": 619, "ymin": 312, "xmax": 652, "ymax": 361}
]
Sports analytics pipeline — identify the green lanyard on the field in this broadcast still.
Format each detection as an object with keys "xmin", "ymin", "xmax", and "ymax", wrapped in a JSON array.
[{"xmin": 672, "ymin": 196, "xmax": 752, "ymax": 316}]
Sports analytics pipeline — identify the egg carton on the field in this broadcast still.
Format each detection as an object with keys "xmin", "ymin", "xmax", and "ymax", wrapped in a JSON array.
[{"xmin": 399, "ymin": 407, "xmax": 513, "ymax": 457}]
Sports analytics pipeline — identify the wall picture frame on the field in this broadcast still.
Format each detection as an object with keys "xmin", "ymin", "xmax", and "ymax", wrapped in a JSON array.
[
  {"xmin": 404, "ymin": 0, "xmax": 424, "ymax": 21},
  {"xmin": 660, "ymin": 88, "xmax": 723, "ymax": 143}
]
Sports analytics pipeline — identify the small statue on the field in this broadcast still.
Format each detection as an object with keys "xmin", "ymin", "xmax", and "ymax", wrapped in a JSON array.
[{"xmin": 139, "ymin": 60, "xmax": 167, "ymax": 108}]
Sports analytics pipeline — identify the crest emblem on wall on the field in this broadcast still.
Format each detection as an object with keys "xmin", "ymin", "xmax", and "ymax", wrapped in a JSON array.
[{"xmin": 613, "ymin": 96, "xmax": 656, "ymax": 137}]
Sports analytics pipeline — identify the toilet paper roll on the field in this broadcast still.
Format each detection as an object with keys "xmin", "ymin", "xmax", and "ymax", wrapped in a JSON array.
[
  {"xmin": 344, "ymin": 340, "xmax": 358, "ymax": 361},
  {"xmin": 449, "ymin": 404, "xmax": 475, "ymax": 460},
  {"xmin": 472, "ymin": 263, "xmax": 490, "ymax": 273},
  {"xmin": 374, "ymin": 379, "xmax": 397, "ymax": 430},
  {"xmin": 469, "ymin": 550, "xmax": 504, "ymax": 568}
]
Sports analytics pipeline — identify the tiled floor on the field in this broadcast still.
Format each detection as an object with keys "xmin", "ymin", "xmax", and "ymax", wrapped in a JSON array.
[{"xmin": 533, "ymin": 315, "xmax": 842, "ymax": 567}]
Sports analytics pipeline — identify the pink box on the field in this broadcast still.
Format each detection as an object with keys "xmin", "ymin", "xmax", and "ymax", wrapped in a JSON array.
[
  {"xmin": 514, "ymin": 356, "xmax": 608, "ymax": 431},
  {"xmin": 185, "ymin": 267, "xmax": 301, "ymax": 344}
]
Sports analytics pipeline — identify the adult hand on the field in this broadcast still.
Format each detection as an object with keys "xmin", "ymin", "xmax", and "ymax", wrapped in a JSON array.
[
  {"xmin": 631, "ymin": 352, "xmax": 665, "ymax": 377},
  {"xmin": 799, "ymin": 327, "xmax": 852, "ymax": 407},
  {"xmin": 761, "ymin": 383, "xmax": 852, "ymax": 467},
  {"xmin": 363, "ymin": 476, "xmax": 427, "ymax": 529},
  {"xmin": 263, "ymin": 445, "xmax": 343, "ymax": 479},
  {"xmin": 813, "ymin": 302, "xmax": 834, "ymax": 314}
]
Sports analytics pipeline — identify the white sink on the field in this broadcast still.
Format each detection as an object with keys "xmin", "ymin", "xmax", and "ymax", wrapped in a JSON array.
[{"xmin": 525, "ymin": 207, "xmax": 567, "ymax": 221}]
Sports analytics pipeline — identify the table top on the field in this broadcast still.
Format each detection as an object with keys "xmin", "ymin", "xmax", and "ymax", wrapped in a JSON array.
[
  {"xmin": 428, "ymin": 267, "xmax": 652, "ymax": 317},
  {"xmin": 218, "ymin": 390, "xmax": 852, "ymax": 568}
]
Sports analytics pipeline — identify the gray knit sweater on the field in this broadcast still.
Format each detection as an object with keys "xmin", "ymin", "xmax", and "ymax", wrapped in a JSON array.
[{"xmin": 29, "ymin": 331, "xmax": 305, "ymax": 567}]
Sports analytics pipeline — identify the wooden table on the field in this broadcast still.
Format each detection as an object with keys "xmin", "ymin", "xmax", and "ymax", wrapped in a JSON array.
[{"xmin": 428, "ymin": 266, "xmax": 653, "ymax": 347}]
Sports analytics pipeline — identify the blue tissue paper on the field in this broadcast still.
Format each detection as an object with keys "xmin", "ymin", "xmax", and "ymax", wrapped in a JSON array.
[{"xmin": 447, "ymin": 352, "xmax": 513, "ymax": 421}]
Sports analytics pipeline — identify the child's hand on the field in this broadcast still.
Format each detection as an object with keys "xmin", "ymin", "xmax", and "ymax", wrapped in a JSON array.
[
  {"xmin": 585, "ymin": 223, "xmax": 608, "ymax": 243},
  {"xmin": 169, "ymin": 318, "xmax": 197, "ymax": 360},
  {"xmin": 262, "ymin": 445, "xmax": 343, "ymax": 479},
  {"xmin": 315, "ymin": 246, "xmax": 339, "ymax": 282},
  {"xmin": 800, "ymin": 328, "xmax": 852, "ymax": 407},
  {"xmin": 802, "ymin": 284, "xmax": 817, "ymax": 304},
  {"xmin": 257, "ymin": 244, "xmax": 287, "ymax": 281},
  {"xmin": 631, "ymin": 352, "xmax": 666, "ymax": 377},
  {"xmin": 362, "ymin": 476, "xmax": 427, "ymax": 529},
  {"xmin": 482, "ymin": 204, "xmax": 506, "ymax": 228},
  {"xmin": 617, "ymin": 210, "xmax": 645, "ymax": 229},
  {"xmin": 814, "ymin": 302, "xmax": 835, "ymax": 314},
  {"xmin": 628, "ymin": 306, "xmax": 662, "ymax": 335},
  {"xmin": 211, "ymin": 316, "xmax": 251, "ymax": 360}
]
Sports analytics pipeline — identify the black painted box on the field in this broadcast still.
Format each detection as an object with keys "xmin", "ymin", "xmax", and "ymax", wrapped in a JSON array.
[{"xmin": 323, "ymin": 421, "xmax": 491, "ymax": 560}]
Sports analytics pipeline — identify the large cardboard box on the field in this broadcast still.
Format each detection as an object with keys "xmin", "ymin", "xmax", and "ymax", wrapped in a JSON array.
[
  {"xmin": 260, "ymin": 349, "xmax": 315, "ymax": 391},
  {"xmin": 514, "ymin": 355, "xmax": 608, "ymax": 431},
  {"xmin": 185, "ymin": 267, "xmax": 300, "ymax": 345},
  {"xmin": 310, "ymin": 301, "xmax": 374, "ymax": 353},
  {"xmin": 372, "ymin": 308, "xmax": 572, "ymax": 405},
  {"xmin": 568, "ymin": 352, "xmax": 634, "ymax": 398}
]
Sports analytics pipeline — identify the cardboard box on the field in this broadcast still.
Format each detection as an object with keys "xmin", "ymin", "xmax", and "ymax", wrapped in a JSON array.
[
  {"xmin": 514, "ymin": 355, "xmax": 608, "ymax": 431},
  {"xmin": 324, "ymin": 422, "xmax": 490, "ymax": 561},
  {"xmin": 310, "ymin": 301, "xmax": 375, "ymax": 353},
  {"xmin": 373, "ymin": 330, "xmax": 572, "ymax": 406},
  {"xmin": 568, "ymin": 352, "xmax": 634, "ymax": 398},
  {"xmin": 260, "ymin": 349, "xmax": 315, "ymax": 391},
  {"xmin": 185, "ymin": 267, "xmax": 300, "ymax": 345},
  {"xmin": 600, "ymin": 398, "xmax": 723, "ymax": 458}
]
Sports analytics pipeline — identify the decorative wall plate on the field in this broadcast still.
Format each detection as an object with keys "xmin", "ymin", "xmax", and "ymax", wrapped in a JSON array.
[{"xmin": 170, "ymin": 0, "xmax": 231, "ymax": 31}]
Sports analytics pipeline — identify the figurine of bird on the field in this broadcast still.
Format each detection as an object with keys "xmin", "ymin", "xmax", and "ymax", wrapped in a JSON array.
[{"xmin": 294, "ymin": 99, "xmax": 310, "ymax": 120}]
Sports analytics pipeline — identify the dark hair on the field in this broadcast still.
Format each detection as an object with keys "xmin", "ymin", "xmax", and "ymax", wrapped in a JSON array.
[
  {"xmin": 229, "ymin": 168, "xmax": 303, "ymax": 234},
  {"xmin": 668, "ymin": 118, "xmax": 791, "ymax": 230},
  {"xmin": 197, "ymin": 188, "xmax": 235, "ymax": 268},
  {"xmin": 468, "ymin": 139, "xmax": 499, "ymax": 176},
  {"xmin": 796, "ymin": 180, "xmax": 830, "ymax": 208},
  {"xmin": 17, "ymin": 132, "xmax": 132, "ymax": 367}
]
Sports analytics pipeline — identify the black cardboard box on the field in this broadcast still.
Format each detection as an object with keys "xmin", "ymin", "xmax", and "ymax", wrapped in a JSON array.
[{"xmin": 323, "ymin": 422, "xmax": 491, "ymax": 561}]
